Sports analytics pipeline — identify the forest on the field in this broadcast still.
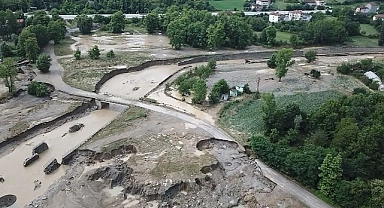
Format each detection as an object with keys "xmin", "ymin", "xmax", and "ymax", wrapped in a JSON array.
[{"xmin": 251, "ymin": 90, "xmax": 384, "ymax": 207}]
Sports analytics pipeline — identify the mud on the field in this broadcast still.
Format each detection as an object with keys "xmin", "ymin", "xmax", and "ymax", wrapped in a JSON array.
[{"xmin": 27, "ymin": 109, "xmax": 306, "ymax": 208}]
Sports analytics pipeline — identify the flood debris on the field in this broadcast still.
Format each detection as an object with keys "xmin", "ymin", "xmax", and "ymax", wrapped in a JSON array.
[
  {"xmin": 23, "ymin": 153, "xmax": 40, "ymax": 167},
  {"xmin": 32, "ymin": 142, "xmax": 49, "ymax": 154},
  {"xmin": 43, "ymin": 158, "xmax": 61, "ymax": 175},
  {"xmin": 69, "ymin": 123, "xmax": 85, "ymax": 133}
]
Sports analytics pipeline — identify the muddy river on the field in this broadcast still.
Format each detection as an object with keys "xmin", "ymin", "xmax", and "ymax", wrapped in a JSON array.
[
  {"xmin": 0, "ymin": 107, "xmax": 121, "ymax": 207},
  {"xmin": 100, "ymin": 64, "xmax": 181, "ymax": 100}
]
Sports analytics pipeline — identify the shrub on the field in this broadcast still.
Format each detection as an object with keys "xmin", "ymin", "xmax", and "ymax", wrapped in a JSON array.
[
  {"xmin": 310, "ymin": 69, "xmax": 321, "ymax": 79},
  {"xmin": 352, "ymin": 88, "xmax": 368, "ymax": 95},
  {"xmin": 337, "ymin": 62, "xmax": 351, "ymax": 74},
  {"xmin": 88, "ymin": 45, "xmax": 100, "ymax": 60},
  {"xmin": 36, "ymin": 54, "xmax": 52, "ymax": 73},
  {"xmin": 106, "ymin": 50, "xmax": 115, "ymax": 59},
  {"xmin": 305, "ymin": 50, "xmax": 317, "ymax": 63},
  {"xmin": 27, "ymin": 81, "xmax": 50, "ymax": 97},
  {"xmin": 74, "ymin": 48, "xmax": 81, "ymax": 60},
  {"xmin": 369, "ymin": 81, "xmax": 379, "ymax": 90}
]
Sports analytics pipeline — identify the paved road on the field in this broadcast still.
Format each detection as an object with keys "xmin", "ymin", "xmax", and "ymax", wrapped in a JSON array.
[{"xmin": 35, "ymin": 43, "xmax": 332, "ymax": 208}]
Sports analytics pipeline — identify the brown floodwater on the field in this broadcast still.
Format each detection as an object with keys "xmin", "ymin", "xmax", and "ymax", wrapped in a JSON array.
[
  {"xmin": 0, "ymin": 108, "xmax": 120, "ymax": 207},
  {"xmin": 100, "ymin": 64, "xmax": 181, "ymax": 100}
]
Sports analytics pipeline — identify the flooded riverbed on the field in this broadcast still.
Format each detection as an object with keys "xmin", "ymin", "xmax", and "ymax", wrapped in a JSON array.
[
  {"xmin": 0, "ymin": 107, "xmax": 121, "ymax": 207},
  {"xmin": 100, "ymin": 64, "xmax": 181, "ymax": 100}
]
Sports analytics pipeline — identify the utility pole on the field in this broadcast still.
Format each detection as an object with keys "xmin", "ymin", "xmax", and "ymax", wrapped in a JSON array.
[{"xmin": 256, "ymin": 77, "xmax": 260, "ymax": 93}]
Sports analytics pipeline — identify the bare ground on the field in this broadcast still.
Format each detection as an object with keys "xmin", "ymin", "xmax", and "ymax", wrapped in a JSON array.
[{"xmin": 28, "ymin": 108, "xmax": 307, "ymax": 208}]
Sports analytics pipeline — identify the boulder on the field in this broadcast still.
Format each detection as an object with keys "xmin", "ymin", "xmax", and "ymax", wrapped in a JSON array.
[
  {"xmin": 23, "ymin": 153, "xmax": 39, "ymax": 167},
  {"xmin": 43, "ymin": 158, "xmax": 60, "ymax": 175},
  {"xmin": 32, "ymin": 142, "xmax": 49, "ymax": 154}
]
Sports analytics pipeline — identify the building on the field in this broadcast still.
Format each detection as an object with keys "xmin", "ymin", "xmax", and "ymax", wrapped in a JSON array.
[
  {"xmin": 373, "ymin": 14, "xmax": 384, "ymax": 21},
  {"xmin": 364, "ymin": 71, "xmax": 384, "ymax": 91},
  {"xmin": 366, "ymin": 2, "xmax": 380, "ymax": 13},
  {"xmin": 289, "ymin": 10, "xmax": 302, "ymax": 21},
  {"xmin": 355, "ymin": 5, "xmax": 370, "ymax": 13},
  {"xmin": 229, "ymin": 85, "xmax": 246, "ymax": 97},
  {"xmin": 315, "ymin": 0, "xmax": 326, "ymax": 6},
  {"xmin": 269, "ymin": 12, "xmax": 283, "ymax": 23},
  {"xmin": 250, "ymin": 3, "xmax": 263, "ymax": 11},
  {"xmin": 302, "ymin": 0, "xmax": 317, "ymax": 7},
  {"xmin": 255, "ymin": 0, "xmax": 271, "ymax": 7}
]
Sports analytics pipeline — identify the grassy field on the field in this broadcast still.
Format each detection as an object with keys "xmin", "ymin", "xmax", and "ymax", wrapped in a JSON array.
[
  {"xmin": 272, "ymin": 0, "xmax": 290, "ymax": 10},
  {"xmin": 276, "ymin": 31, "xmax": 293, "ymax": 42},
  {"xmin": 219, "ymin": 90, "xmax": 343, "ymax": 135},
  {"xmin": 53, "ymin": 37, "xmax": 76, "ymax": 56},
  {"xmin": 209, "ymin": 0, "xmax": 245, "ymax": 10},
  {"xmin": 349, "ymin": 36, "xmax": 379, "ymax": 47},
  {"xmin": 360, "ymin": 24, "xmax": 378, "ymax": 36}
]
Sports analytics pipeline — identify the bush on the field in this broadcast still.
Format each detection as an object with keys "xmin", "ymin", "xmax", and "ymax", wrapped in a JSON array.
[
  {"xmin": 369, "ymin": 81, "xmax": 379, "ymax": 90},
  {"xmin": 36, "ymin": 54, "xmax": 52, "ymax": 73},
  {"xmin": 106, "ymin": 50, "xmax": 115, "ymax": 59},
  {"xmin": 88, "ymin": 45, "xmax": 100, "ymax": 60},
  {"xmin": 305, "ymin": 50, "xmax": 317, "ymax": 63},
  {"xmin": 337, "ymin": 62, "xmax": 352, "ymax": 74},
  {"xmin": 27, "ymin": 81, "xmax": 50, "ymax": 97},
  {"xmin": 244, "ymin": 83, "xmax": 252, "ymax": 94},
  {"xmin": 207, "ymin": 59, "xmax": 217, "ymax": 69},
  {"xmin": 310, "ymin": 69, "xmax": 321, "ymax": 79},
  {"xmin": 352, "ymin": 88, "xmax": 368, "ymax": 95},
  {"xmin": 74, "ymin": 48, "xmax": 81, "ymax": 60},
  {"xmin": 267, "ymin": 53, "xmax": 277, "ymax": 69}
]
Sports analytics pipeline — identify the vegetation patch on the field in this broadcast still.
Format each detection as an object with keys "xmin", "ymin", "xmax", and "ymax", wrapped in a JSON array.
[
  {"xmin": 209, "ymin": 0, "xmax": 245, "ymax": 11},
  {"xmin": 348, "ymin": 36, "xmax": 379, "ymax": 47},
  {"xmin": 91, "ymin": 106, "xmax": 147, "ymax": 141},
  {"xmin": 53, "ymin": 37, "xmax": 76, "ymax": 56},
  {"xmin": 150, "ymin": 150, "xmax": 215, "ymax": 177},
  {"xmin": 360, "ymin": 24, "xmax": 378, "ymax": 36},
  {"xmin": 219, "ymin": 90, "xmax": 342, "ymax": 135},
  {"xmin": 8, "ymin": 121, "xmax": 30, "ymax": 137}
]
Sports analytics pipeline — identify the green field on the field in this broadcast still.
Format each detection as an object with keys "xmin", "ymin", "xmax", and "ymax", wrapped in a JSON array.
[
  {"xmin": 349, "ymin": 36, "xmax": 379, "ymax": 47},
  {"xmin": 276, "ymin": 31, "xmax": 293, "ymax": 42},
  {"xmin": 209, "ymin": 0, "xmax": 245, "ymax": 10},
  {"xmin": 272, "ymin": 0, "xmax": 290, "ymax": 10},
  {"xmin": 360, "ymin": 24, "xmax": 379, "ymax": 36},
  {"xmin": 219, "ymin": 91, "xmax": 342, "ymax": 135}
]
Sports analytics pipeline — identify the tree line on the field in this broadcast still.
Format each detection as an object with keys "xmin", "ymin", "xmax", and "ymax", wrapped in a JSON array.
[{"xmin": 251, "ymin": 91, "xmax": 384, "ymax": 208}]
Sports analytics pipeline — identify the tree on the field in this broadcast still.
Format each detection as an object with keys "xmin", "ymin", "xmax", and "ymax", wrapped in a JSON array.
[
  {"xmin": 246, "ymin": 17, "xmax": 267, "ymax": 32},
  {"xmin": 290, "ymin": 34, "xmax": 300, "ymax": 48},
  {"xmin": 145, "ymin": 11, "xmax": 159, "ymax": 34},
  {"xmin": 48, "ymin": 20, "xmax": 66, "ymax": 44},
  {"xmin": 74, "ymin": 48, "xmax": 81, "ymax": 60},
  {"xmin": 344, "ymin": 20, "xmax": 360, "ymax": 36},
  {"xmin": 318, "ymin": 153, "xmax": 343, "ymax": 198},
  {"xmin": 379, "ymin": 23, "xmax": 384, "ymax": 46},
  {"xmin": 109, "ymin": 11, "xmax": 125, "ymax": 33},
  {"xmin": 0, "ymin": 42, "xmax": 13, "ymax": 57},
  {"xmin": 36, "ymin": 54, "xmax": 51, "ymax": 73},
  {"xmin": 88, "ymin": 45, "xmax": 100, "ymax": 60},
  {"xmin": 207, "ymin": 22, "xmax": 225, "ymax": 49},
  {"xmin": 370, "ymin": 180, "xmax": 384, "ymax": 207},
  {"xmin": 267, "ymin": 53, "xmax": 277, "ymax": 69},
  {"xmin": 274, "ymin": 48, "xmax": 295, "ymax": 82},
  {"xmin": 209, "ymin": 79, "xmax": 229, "ymax": 104},
  {"xmin": 29, "ymin": 24, "xmax": 50, "ymax": 49},
  {"xmin": 304, "ymin": 50, "xmax": 317, "ymax": 63},
  {"xmin": 192, "ymin": 79, "xmax": 207, "ymax": 104},
  {"xmin": 260, "ymin": 26, "xmax": 276, "ymax": 46},
  {"xmin": 27, "ymin": 81, "xmax": 49, "ymax": 97},
  {"xmin": 0, "ymin": 58, "xmax": 17, "ymax": 92},
  {"xmin": 207, "ymin": 59, "xmax": 216, "ymax": 69},
  {"xmin": 17, "ymin": 29, "xmax": 35, "ymax": 56},
  {"xmin": 106, "ymin": 50, "xmax": 115, "ymax": 59},
  {"xmin": 300, "ymin": 19, "xmax": 347, "ymax": 45},
  {"xmin": 167, "ymin": 18, "xmax": 187, "ymax": 50},
  {"xmin": 75, "ymin": 14, "xmax": 93, "ymax": 35},
  {"xmin": 25, "ymin": 37, "xmax": 40, "ymax": 62}
]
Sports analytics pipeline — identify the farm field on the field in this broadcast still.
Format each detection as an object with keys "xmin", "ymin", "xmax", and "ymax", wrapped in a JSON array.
[
  {"xmin": 209, "ymin": 0, "xmax": 245, "ymax": 10},
  {"xmin": 349, "ymin": 36, "xmax": 379, "ymax": 47},
  {"xmin": 360, "ymin": 24, "xmax": 378, "ymax": 36}
]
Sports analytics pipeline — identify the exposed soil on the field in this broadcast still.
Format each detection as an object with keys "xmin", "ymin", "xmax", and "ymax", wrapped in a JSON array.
[{"xmin": 28, "ymin": 110, "xmax": 306, "ymax": 208}]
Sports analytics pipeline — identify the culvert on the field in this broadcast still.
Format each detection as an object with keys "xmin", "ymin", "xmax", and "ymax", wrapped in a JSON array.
[{"xmin": 0, "ymin": 194, "xmax": 17, "ymax": 207}]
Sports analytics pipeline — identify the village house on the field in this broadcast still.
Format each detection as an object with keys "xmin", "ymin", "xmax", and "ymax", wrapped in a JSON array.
[
  {"xmin": 255, "ymin": 0, "xmax": 271, "ymax": 7},
  {"xmin": 250, "ymin": 3, "xmax": 263, "ymax": 11},
  {"xmin": 269, "ymin": 10, "xmax": 311, "ymax": 22},
  {"xmin": 302, "ymin": 0, "xmax": 317, "ymax": 7},
  {"xmin": 356, "ymin": 2, "xmax": 380, "ymax": 13},
  {"xmin": 373, "ymin": 14, "xmax": 384, "ymax": 21},
  {"xmin": 315, "ymin": 0, "xmax": 326, "ymax": 6}
]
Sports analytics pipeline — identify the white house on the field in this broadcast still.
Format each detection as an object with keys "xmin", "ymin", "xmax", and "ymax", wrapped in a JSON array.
[
  {"xmin": 373, "ymin": 14, "xmax": 384, "ymax": 21},
  {"xmin": 366, "ymin": 2, "xmax": 380, "ymax": 13},
  {"xmin": 315, "ymin": 0, "xmax": 326, "ymax": 6},
  {"xmin": 269, "ymin": 12, "xmax": 282, "ymax": 23},
  {"xmin": 355, "ymin": 5, "xmax": 370, "ymax": 13},
  {"xmin": 302, "ymin": 0, "xmax": 317, "ymax": 6},
  {"xmin": 255, "ymin": 0, "xmax": 271, "ymax": 7},
  {"xmin": 288, "ymin": 10, "xmax": 303, "ymax": 21}
]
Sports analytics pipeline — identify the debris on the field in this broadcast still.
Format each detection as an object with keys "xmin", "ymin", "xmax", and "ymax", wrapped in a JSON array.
[
  {"xmin": 132, "ymin": 87, "xmax": 139, "ymax": 91},
  {"xmin": 32, "ymin": 142, "xmax": 49, "ymax": 154},
  {"xmin": 24, "ymin": 153, "xmax": 40, "ymax": 167},
  {"xmin": 69, "ymin": 124, "xmax": 84, "ymax": 133},
  {"xmin": 0, "ymin": 177, "xmax": 4, "ymax": 182}
]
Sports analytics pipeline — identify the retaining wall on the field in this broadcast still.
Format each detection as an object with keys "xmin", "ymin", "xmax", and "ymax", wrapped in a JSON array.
[{"xmin": 0, "ymin": 99, "xmax": 97, "ymax": 150}]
